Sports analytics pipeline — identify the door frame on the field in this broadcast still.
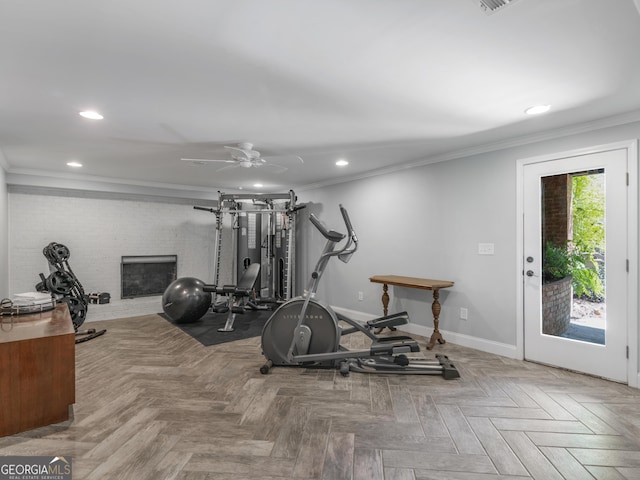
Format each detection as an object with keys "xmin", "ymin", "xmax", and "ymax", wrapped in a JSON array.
[{"xmin": 515, "ymin": 139, "xmax": 638, "ymax": 387}]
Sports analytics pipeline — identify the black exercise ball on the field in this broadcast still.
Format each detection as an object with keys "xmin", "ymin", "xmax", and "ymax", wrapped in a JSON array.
[{"xmin": 162, "ymin": 277, "xmax": 212, "ymax": 323}]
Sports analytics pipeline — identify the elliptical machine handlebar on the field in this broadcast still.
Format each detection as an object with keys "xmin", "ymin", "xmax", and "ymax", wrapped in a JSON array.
[
  {"xmin": 339, "ymin": 205, "xmax": 354, "ymax": 237},
  {"xmin": 338, "ymin": 204, "xmax": 358, "ymax": 263},
  {"xmin": 309, "ymin": 213, "xmax": 346, "ymax": 243},
  {"xmin": 308, "ymin": 205, "xmax": 358, "ymax": 263}
]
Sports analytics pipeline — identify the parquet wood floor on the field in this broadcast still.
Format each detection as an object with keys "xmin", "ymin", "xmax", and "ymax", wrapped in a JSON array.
[{"xmin": 2, "ymin": 313, "xmax": 640, "ymax": 479}]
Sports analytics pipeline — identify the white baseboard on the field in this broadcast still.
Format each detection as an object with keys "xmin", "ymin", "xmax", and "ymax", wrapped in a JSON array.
[
  {"xmin": 400, "ymin": 323, "xmax": 519, "ymax": 359},
  {"xmin": 332, "ymin": 305, "xmax": 519, "ymax": 360}
]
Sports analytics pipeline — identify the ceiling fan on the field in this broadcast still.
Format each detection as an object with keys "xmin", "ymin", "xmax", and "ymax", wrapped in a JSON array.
[{"xmin": 181, "ymin": 142, "xmax": 303, "ymax": 172}]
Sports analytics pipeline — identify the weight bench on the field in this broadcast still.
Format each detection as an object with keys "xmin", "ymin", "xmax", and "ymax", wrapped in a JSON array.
[{"xmin": 203, "ymin": 262, "xmax": 260, "ymax": 332}]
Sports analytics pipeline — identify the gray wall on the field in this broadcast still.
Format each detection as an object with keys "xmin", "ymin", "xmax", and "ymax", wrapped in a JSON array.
[{"xmin": 297, "ymin": 153, "xmax": 518, "ymax": 348}]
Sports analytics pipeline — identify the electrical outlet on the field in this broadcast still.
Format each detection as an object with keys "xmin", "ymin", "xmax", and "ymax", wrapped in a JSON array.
[
  {"xmin": 478, "ymin": 243, "xmax": 495, "ymax": 255},
  {"xmin": 358, "ymin": 291, "xmax": 364, "ymax": 301},
  {"xmin": 460, "ymin": 307, "xmax": 468, "ymax": 320}
]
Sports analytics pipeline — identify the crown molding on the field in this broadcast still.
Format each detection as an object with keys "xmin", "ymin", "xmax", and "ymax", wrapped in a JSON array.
[{"xmin": 6, "ymin": 169, "xmax": 224, "ymax": 202}]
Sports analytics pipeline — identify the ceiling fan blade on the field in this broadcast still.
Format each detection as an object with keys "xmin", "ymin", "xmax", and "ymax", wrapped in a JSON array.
[
  {"xmin": 215, "ymin": 163, "xmax": 241, "ymax": 172},
  {"xmin": 224, "ymin": 145, "xmax": 246, "ymax": 153},
  {"xmin": 263, "ymin": 154, "xmax": 304, "ymax": 164},
  {"xmin": 110, "ymin": 136, "xmax": 179, "ymax": 147},
  {"xmin": 264, "ymin": 163, "xmax": 288, "ymax": 173},
  {"xmin": 254, "ymin": 158, "xmax": 267, "ymax": 166},
  {"xmin": 180, "ymin": 158, "xmax": 234, "ymax": 164},
  {"xmin": 225, "ymin": 145, "xmax": 252, "ymax": 156}
]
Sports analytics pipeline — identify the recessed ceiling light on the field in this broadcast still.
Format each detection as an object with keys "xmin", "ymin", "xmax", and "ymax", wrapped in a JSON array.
[
  {"xmin": 524, "ymin": 105, "xmax": 551, "ymax": 115},
  {"xmin": 336, "ymin": 159, "xmax": 349, "ymax": 167},
  {"xmin": 66, "ymin": 161, "xmax": 83, "ymax": 168},
  {"xmin": 253, "ymin": 183, "xmax": 263, "ymax": 188},
  {"xmin": 79, "ymin": 110, "xmax": 104, "ymax": 120}
]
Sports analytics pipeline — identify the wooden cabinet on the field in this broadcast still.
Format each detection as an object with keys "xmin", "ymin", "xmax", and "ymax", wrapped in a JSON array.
[{"xmin": 0, "ymin": 304, "xmax": 75, "ymax": 437}]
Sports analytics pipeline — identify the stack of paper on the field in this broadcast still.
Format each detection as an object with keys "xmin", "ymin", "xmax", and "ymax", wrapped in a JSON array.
[{"xmin": 12, "ymin": 292, "xmax": 54, "ymax": 306}]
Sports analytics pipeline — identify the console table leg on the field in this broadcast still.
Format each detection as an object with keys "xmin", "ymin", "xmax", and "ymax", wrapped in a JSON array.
[
  {"xmin": 381, "ymin": 283, "xmax": 389, "ymax": 317},
  {"xmin": 426, "ymin": 288, "xmax": 445, "ymax": 350},
  {"xmin": 374, "ymin": 284, "xmax": 397, "ymax": 334}
]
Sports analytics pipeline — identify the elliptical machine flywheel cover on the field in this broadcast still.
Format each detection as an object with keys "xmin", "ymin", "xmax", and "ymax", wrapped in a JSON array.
[{"xmin": 261, "ymin": 298, "xmax": 341, "ymax": 367}]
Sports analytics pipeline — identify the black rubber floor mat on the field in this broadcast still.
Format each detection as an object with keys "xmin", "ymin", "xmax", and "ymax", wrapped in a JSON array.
[{"xmin": 161, "ymin": 310, "xmax": 271, "ymax": 346}]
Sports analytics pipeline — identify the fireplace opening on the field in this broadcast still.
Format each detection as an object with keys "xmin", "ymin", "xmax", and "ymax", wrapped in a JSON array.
[{"xmin": 121, "ymin": 255, "xmax": 177, "ymax": 299}]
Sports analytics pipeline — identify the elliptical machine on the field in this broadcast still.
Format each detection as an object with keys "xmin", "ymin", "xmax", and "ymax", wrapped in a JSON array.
[{"xmin": 260, "ymin": 205, "xmax": 459, "ymax": 379}]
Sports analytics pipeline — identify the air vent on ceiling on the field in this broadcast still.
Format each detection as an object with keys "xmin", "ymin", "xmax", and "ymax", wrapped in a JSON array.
[{"xmin": 473, "ymin": 0, "xmax": 521, "ymax": 15}]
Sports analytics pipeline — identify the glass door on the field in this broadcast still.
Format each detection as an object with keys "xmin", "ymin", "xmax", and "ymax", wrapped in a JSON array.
[{"xmin": 523, "ymin": 149, "xmax": 628, "ymax": 382}]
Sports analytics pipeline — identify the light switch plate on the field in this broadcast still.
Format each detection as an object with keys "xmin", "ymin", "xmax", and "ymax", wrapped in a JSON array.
[{"xmin": 478, "ymin": 243, "xmax": 495, "ymax": 255}]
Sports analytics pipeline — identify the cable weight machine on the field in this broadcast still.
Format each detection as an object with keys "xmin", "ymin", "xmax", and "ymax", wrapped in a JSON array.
[{"xmin": 195, "ymin": 190, "xmax": 302, "ymax": 309}]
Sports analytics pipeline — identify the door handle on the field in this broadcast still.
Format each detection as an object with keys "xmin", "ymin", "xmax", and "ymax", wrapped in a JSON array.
[{"xmin": 526, "ymin": 270, "xmax": 538, "ymax": 277}]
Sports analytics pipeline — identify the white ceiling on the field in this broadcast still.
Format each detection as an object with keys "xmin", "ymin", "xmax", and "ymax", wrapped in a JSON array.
[{"xmin": 1, "ymin": 0, "xmax": 640, "ymax": 193}]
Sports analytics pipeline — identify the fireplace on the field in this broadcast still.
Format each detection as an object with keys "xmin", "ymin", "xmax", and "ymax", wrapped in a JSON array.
[{"xmin": 121, "ymin": 255, "xmax": 177, "ymax": 299}]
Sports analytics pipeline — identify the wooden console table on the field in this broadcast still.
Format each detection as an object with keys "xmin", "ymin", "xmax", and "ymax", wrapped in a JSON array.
[
  {"xmin": 0, "ymin": 303, "xmax": 75, "ymax": 437},
  {"xmin": 369, "ymin": 275, "xmax": 454, "ymax": 350}
]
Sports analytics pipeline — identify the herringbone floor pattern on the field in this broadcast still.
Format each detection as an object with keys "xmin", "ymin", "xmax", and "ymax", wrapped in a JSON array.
[{"xmin": 2, "ymin": 313, "xmax": 640, "ymax": 479}]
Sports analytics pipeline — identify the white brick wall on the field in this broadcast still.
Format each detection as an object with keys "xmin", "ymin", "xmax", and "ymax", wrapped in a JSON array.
[{"xmin": 8, "ymin": 190, "xmax": 222, "ymax": 321}]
